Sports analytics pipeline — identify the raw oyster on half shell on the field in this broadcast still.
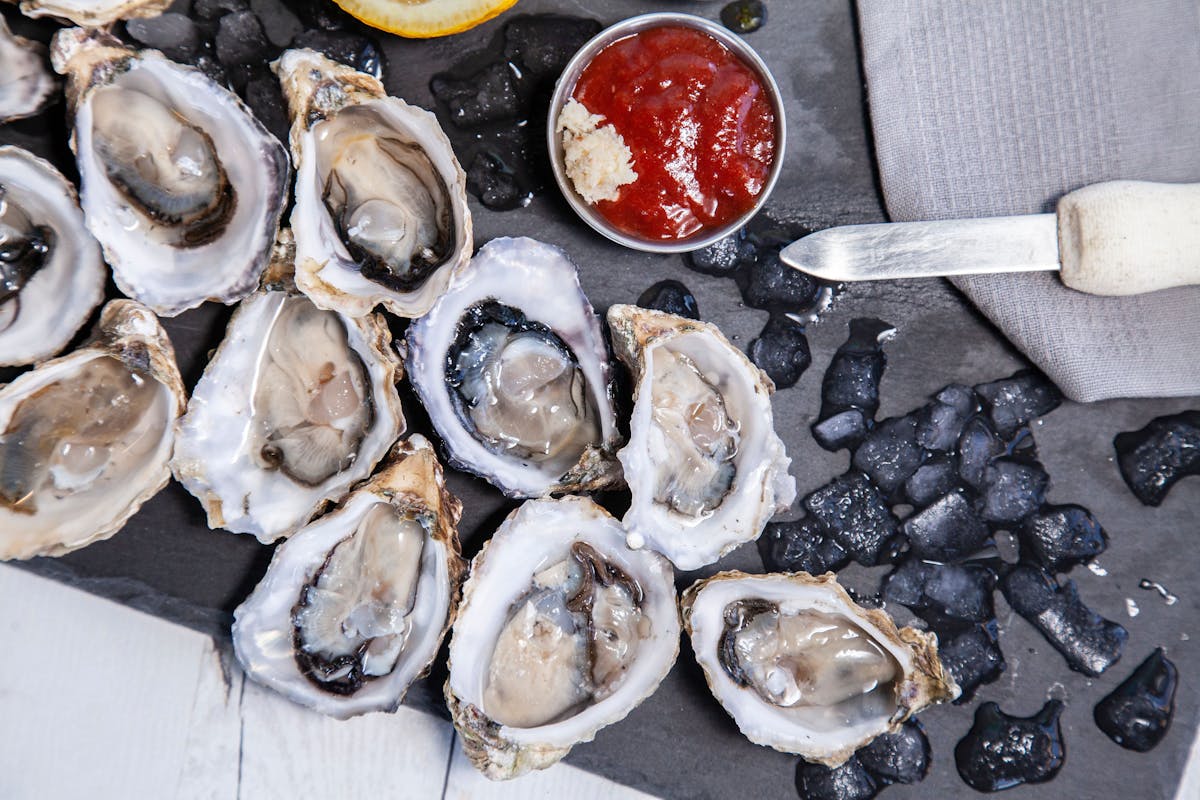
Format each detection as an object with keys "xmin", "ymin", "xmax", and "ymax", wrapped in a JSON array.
[
  {"xmin": 682, "ymin": 571, "xmax": 959, "ymax": 766},
  {"xmin": 233, "ymin": 435, "xmax": 466, "ymax": 719},
  {"xmin": 16, "ymin": 0, "xmax": 170, "ymax": 27},
  {"xmin": 0, "ymin": 145, "xmax": 105, "ymax": 366},
  {"xmin": 275, "ymin": 48, "xmax": 471, "ymax": 318},
  {"xmin": 51, "ymin": 28, "xmax": 289, "ymax": 316},
  {"xmin": 446, "ymin": 496, "xmax": 679, "ymax": 780},
  {"xmin": 607, "ymin": 304, "xmax": 795, "ymax": 570},
  {"xmin": 0, "ymin": 300, "xmax": 185, "ymax": 560},
  {"xmin": 0, "ymin": 17, "xmax": 55, "ymax": 124},
  {"xmin": 171, "ymin": 232, "xmax": 406, "ymax": 544},
  {"xmin": 406, "ymin": 237, "xmax": 622, "ymax": 497}
]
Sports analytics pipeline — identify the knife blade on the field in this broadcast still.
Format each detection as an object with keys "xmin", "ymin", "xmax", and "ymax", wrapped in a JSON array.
[{"xmin": 779, "ymin": 180, "xmax": 1200, "ymax": 297}]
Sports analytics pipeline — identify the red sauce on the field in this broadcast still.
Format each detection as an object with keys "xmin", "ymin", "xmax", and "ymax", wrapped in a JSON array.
[{"xmin": 572, "ymin": 25, "xmax": 777, "ymax": 241}]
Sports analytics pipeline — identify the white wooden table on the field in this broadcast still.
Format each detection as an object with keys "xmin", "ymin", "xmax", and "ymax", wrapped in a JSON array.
[{"xmin": 0, "ymin": 566, "xmax": 653, "ymax": 800}]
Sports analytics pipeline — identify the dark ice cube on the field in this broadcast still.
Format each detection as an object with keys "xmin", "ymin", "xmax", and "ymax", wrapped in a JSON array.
[
  {"xmin": 194, "ymin": 0, "xmax": 248, "ymax": 19},
  {"xmin": 290, "ymin": 30, "xmax": 382, "ymax": 79},
  {"xmin": 804, "ymin": 473, "xmax": 899, "ymax": 566},
  {"xmin": 936, "ymin": 383, "xmax": 980, "ymax": 417},
  {"xmin": 903, "ymin": 493, "xmax": 990, "ymax": 562},
  {"xmin": 852, "ymin": 415, "xmax": 927, "ymax": 495},
  {"xmin": 503, "ymin": 15, "xmax": 601, "ymax": 80},
  {"xmin": 215, "ymin": 11, "xmax": 269, "ymax": 77},
  {"xmin": 126, "ymin": 13, "xmax": 201, "ymax": 60},
  {"xmin": 241, "ymin": 70, "xmax": 290, "ymax": 145},
  {"xmin": 249, "ymin": 0, "xmax": 302, "ymax": 48},
  {"xmin": 955, "ymin": 700, "xmax": 1065, "ymax": 792},
  {"xmin": 856, "ymin": 720, "xmax": 930, "ymax": 785},
  {"xmin": 975, "ymin": 369, "xmax": 1062, "ymax": 439},
  {"xmin": 957, "ymin": 416, "xmax": 1004, "ymax": 488},
  {"xmin": 758, "ymin": 518, "xmax": 849, "ymax": 575},
  {"xmin": 1020, "ymin": 504, "xmax": 1107, "ymax": 572},
  {"xmin": 749, "ymin": 315, "xmax": 811, "ymax": 389},
  {"xmin": 292, "ymin": 0, "xmax": 351, "ymax": 30},
  {"xmin": 636, "ymin": 280, "xmax": 699, "ymax": 320},
  {"xmin": 737, "ymin": 249, "xmax": 820, "ymax": 311},
  {"xmin": 812, "ymin": 409, "xmax": 869, "ymax": 453},
  {"xmin": 1094, "ymin": 648, "xmax": 1177, "ymax": 752},
  {"xmin": 431, "ymin": 62, "xmax": 520, "ymax": 127},
  {"xmin": 1001, "ymin": 565, "xmax": 1128, "ymax": 676},
  {"xmin": 722, "ymin": 1, "xmax": 767, "ymax": 34},
  {"xmin": 937, "ymin": 620, "xmax": 1006, "ymax": 703},
  {"xmin": 904, "ymin": 454, "xmax": 960, "ymax": 507},
  {"xmin": 882, "ymin": 559, "xmax": 996, "ymax": 624},
  {"xmin": 819, "ymin": 318, "xmax": 893, "ymax": 420},
  {"xmin": 979, "ymin": 457, "xmax": 1049, "ymax": 524},
  {"xmin": 795, "ymin": 756, "xmax": 878, "ymax": 800},
  {"xmin": 683, "ymin": 230, "xmax": 750, "ymax": 276},
  {"xmin": 466, "ymin": 151, "xmax": 530, "ymax": 211},
  {"xmin": 1113, "ymin": 410, "xmax": 1200, "ymax": 506},
  {"xmin": 915, "ymin": 399, "xmax": 969, "ymax": 451}
]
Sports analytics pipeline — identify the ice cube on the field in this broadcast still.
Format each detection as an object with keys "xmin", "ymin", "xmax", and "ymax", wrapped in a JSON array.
[
  {"xmin": 721, "ymin": 0, "xmax": 768, "ymax": 34},
  {"xmin": 684, "ymin": 230, "xmax": 750, "ymax": 276},
  {"xmin": 915, "ymin": 398, "xmax": 969, "ymax": 451},
  {"xmin": 1020, "ymin": 504, "xmax": 1107, "ymax": 572},
  {"xmin": 903, "ymin": 492, "xmax": 990, "ymax": 562},
  {"xmin": 855, "ymin": 720, "xmax": 930, "ymax": 785},
  {"xmin": 811, "ymin": 408, "xmax": 868, "ymax": 452},
  {"xmin": 794, "ymin": 756, "xmax": 877, "ymax": 800},
  {"xmin": 465, "ymin": 151, "xmax": 530, "ymax": 211},
  {"xmin": 803, "ymin": 472, "xmax": 899, "ymax": 566},
  {"xmin": 431, "ymin": 62, "xmax": 520, "ymax": 126},
  {"xmin": 979, "ymin": 457, "xmax": 1049, "ymax": 524},
  {"xmin": 1001, "ymin": 565, "xmax": 1128, "ymax": 676},
  {"xmin": 736, "ymin": 249, "xmax": 820, "ymax": 311},
  {"xmin": 818, "ymin": 318, "xmax": 893, "ymax": 420},
  {"xmin": 757, "ymin": 517, "xmax": 849, "ymax": 574},
  {"xmin": 636, "ymin": 280, "xmax": 699, "ymax": 320},
  {"xmin": 291, "ymin": 29, "xmax": 383, "ymax": 79},
  {"xmin": 936, "ymin": 620, "xmax": 1006, "ymax": 703},
  {"xmin": 249, "ymin": 0, "xmax": 302, "ymax": 48},
  {"xmin": 904, "ymin": 454, "xmax": 960, "ymax": 507},
  {"xmin": 126, "ymin": 13, "xmax": 201, "ymax": 60},
  {"xmin": 852, "ymin": 414, "xmax": 927, "ymax": 495},
  {"xmin": 1113, "ymin": 410, "xmax": 1200, "ymax": 506},
  {"xmin": 748, "ymin": 315, "xmax": 811, "ymax": 389},
  {"xmin": 975, "ymin": 369, "xmax": 1062, "ymax": 439},
  {"xmin": 241, "ymin": 70, "xmax": 289, "ymax": 145},
  {"xmin": 955, "ymin": 700, "xmax": 1065, "ymax": 792},
  {"xmin": 936, "ymin": 383, "xmax": 980, "ymax": 417},
  {"xmin": 1093, "ymin": 648, "xmax": 1177, "ymax": 752},
  {"xmin": 503, "ymin": 16, "xmax": 601, "ymax": 80},
  {"xmin": 193, "ymin": 0, "xmax": 248, "ymax": 20},
  {"xmin": 882, "ymin": 558, "xmax": 996, "ymax": 624},
  {"xmin": 957, "ymin": 416, "xmax": 1004, "ymax": 489}
]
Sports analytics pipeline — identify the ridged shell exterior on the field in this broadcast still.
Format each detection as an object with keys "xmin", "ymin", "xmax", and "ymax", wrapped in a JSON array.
[
  {"xmin": 18, "ymin": 0, "xmax": 170, "ymax": 26},
  {"xmin": 681, "ymin": 570, "xmax": 959, "ymax": 766}
]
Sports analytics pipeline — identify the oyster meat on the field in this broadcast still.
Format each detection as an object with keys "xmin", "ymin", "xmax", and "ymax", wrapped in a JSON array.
[
  {"xmin": 607, "ymin": 304, "xmax": 796, "ymax": 570},
  {"xmin": 0, "ymin": 146, "xmax": 105, "ymax": 366},
  {"xmin": 51, "ymin": 28, "xmax": 289, "ymax": 316},
  {"xmin": 0, "ymin": 17, "xmax": 55, "ymax": 124},
  {"xmin": 0, "ymin": 300, "xmax": 185, "ymax": 560},
  {"xmin": 17, "ymin": 0, "xmax": 170, "ymax": 26},
  {"xmin": 276, "ymin": 49, "xmax": 471, "ymax": 318},
  {"xmin": 682, "ymin": 571, "xmax": 959, "ymax": 765},
  {"xmin": 446, "ymin": 496, "xmax": 679, "ymax": 780},
  {"xmin": 233, "ymin": 435, "xmax": 466, "ymax": 719},
  {"xmin": 171, "ymin": 232, "xmax": 406, "ymax": 543},
  {"xmin": 406, "ymin": 237, "xmax": 622, "ymax": 497}
]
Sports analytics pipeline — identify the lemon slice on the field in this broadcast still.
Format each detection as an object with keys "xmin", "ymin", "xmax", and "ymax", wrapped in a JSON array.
[{"xmin": 333, "ymin": 0, "xmax": 520, "ymax": 38}]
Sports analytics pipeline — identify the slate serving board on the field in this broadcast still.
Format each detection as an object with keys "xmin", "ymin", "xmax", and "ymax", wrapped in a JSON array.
[{"xmin": 3, "ymin": 1, "xmax": 1198, "ymax": 798}]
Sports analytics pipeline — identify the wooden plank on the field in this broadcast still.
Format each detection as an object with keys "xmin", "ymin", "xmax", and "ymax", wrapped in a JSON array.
[{"xmin": 444, "ymin": 741, "xmax": 657, "ymax": 800}]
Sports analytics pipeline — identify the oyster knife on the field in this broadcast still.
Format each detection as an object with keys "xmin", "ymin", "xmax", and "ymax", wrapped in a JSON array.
[{"xmin": 780, "ymin": 180, "xmax": 1200, "ymax": 296}]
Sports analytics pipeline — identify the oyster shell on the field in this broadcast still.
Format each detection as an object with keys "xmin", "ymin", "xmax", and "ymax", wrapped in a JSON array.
[
  {"xmin": 681, "ymin": 571, "xmax": 959, "ymax": 765},
  {"xmin": 446, "ymin": 496, "xmax": 680, "ymax": 780},
  {"xmin": 0, "ymin": 299, "xmax": 185, "ymax": 560},
  {"xmin": 0, "ymin": 17, "xmax": 55, "ymax": 124},
  {"xmin": 232, "ymin": 435, "xmax": 466, "ymax": 719},
  {"xmin": 17, "ymin": 0, "xmax": 170, "ymax": 27},
  {"xmin": 275, "ymin": 49, "xmax": 471, "ymax": 318},
  {"xmin": 51, "ymin": 28, "xmax": 289, "ymax": 317},
  {"xmin": 171, "ymin": 232, "xmax": 406, "ymax": 544},
  {"xmin": 0, "ymin": 146, "xmax": 105, "ymax": 367},
  {"xmin": 406, "ymin": 237, "xmax": 622, "ymax": 497},
  {"xmin": 607, "ymin": 304, "xmax": 796, "ymax": 570}
]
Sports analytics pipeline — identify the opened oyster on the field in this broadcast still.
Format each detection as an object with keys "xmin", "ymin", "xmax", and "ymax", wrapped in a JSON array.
[
  {"xmin": 233, "ymin": 435, "xmax": 465, "ymax": 719},
  {"xmin": 50, "ymin": 28, "xmax": 288, "ymax": 317},
  {"xmin": 0, "ymin": 17, "xmax": 55, "ymax": 124},
  {"xmin": 607, "ymin": 305, "xmax": 795, "ymax": 570},
  {"xmin": 0, "ymin": 300, "xmax": 185, "ymax": 560},
  {"xmin": 171, "ymin": 233, "xmax": 405, "ymax": 543},
  {"xmin": 0, "ymin": 146, "xmax": 105, "ymax": 367},
  {"xmin": 446, "ymin": 496, "xmax": 679, "ymax": 780},
  {"xmin": 407, "ymin": 237, "xmax": 622, "ymax": 497},
  {"xmin": 16, "ymin": 0, "xmax": 170, "ymax": 26},
  {"xmin": 682, "ymin": 571, "xmax": 958, "ymax": 765},
  {"xmin": 275, "ymin": 49, "xmax": 471, "ymax": 318}
]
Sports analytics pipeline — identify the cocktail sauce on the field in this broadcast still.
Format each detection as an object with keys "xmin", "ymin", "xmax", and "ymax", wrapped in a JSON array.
[{"xmin": 572, "ymin": 25, "xmax": 777, "ymax": 241}]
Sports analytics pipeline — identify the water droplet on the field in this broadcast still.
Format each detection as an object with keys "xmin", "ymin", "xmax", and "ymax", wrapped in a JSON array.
[{"xmin": 1125, "ymin": 598, "xmax": 1140, "ymax": 618}]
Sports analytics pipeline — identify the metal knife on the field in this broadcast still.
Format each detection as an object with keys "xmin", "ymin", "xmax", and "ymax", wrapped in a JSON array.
[{"xmin": 781, "ymin": 180, "xmax": 1200, "ymax": 296}]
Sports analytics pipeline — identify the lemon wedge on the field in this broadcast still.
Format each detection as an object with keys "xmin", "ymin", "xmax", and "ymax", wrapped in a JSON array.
[{"xmin": 333, "ymin": 0, "xmax": 520, "ymax": 38}]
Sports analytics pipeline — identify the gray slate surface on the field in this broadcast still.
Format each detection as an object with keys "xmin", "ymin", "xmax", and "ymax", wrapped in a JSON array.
[{"xmin": 3, "ymin": 1, "xmax": 1198, "ymax": 798}]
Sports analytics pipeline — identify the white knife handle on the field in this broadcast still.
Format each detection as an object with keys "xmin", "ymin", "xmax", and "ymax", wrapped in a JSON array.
[{"xmin": 1057, "ymin": 180, "xmax": 1200, "ymax": 296}]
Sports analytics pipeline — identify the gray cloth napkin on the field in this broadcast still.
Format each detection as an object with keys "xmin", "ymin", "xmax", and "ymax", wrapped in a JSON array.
[{"xmin": 856, "ymin": 0, "xmax": 1200, "ymax": 402}]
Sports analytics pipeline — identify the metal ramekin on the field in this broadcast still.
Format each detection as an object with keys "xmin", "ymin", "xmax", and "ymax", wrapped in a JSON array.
[{"xmin": 547, "ymin": 12, "xmax": 787, "ymax": 254}]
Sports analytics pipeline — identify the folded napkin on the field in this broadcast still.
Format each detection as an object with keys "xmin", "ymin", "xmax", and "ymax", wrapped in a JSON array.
[{"xmin": 856, "ymin": 0, "xmax": 1200, "ymax": 402}]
